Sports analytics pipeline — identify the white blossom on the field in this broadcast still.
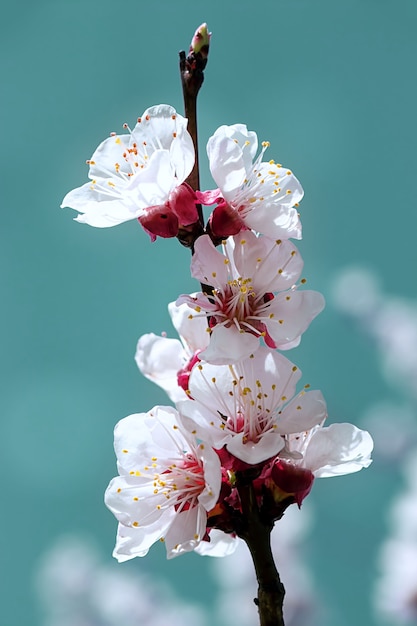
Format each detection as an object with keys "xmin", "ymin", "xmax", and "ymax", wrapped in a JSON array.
[
  {"xmin": 178, "ymin": 347, "xmax": 327, "ymax": 464},
  {"xmin": 61, "ymin": 105, "xmax": 196, "ymax": 235},
  {"xmin": 177, "ymin": 231, "xmax": 324, "ymax": 364},
  {"xmin": 199, "ymin": 123, "xmax": 303, "ymax": 239},
  {"xmin": 105, "ymin": 406, "xmax": 221, "ymax": 560}
]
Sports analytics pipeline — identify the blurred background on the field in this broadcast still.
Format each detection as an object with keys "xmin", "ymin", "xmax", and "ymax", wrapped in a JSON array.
[{"xmin": 2, "ymin": 1, "xmax": 417, "ymax": 624}]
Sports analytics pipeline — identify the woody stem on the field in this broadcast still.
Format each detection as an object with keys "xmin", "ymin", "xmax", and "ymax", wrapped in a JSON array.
[{"xmin": 236, "ymin": 474, "xmax": 286, "ymax": 626}]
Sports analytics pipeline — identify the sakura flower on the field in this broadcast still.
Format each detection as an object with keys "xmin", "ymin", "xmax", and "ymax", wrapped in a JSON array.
[
  {"xmin": 198, "ymin": 123, "xmax": 303, "ymax": 239},
  {"xmin": 61, "ymin": 105, "xmax": 197, "ymax": 239},
  {"xmin": 135, "ymin": 300, "xmax": 209, "ymax": 402},
  {"xmin": 105, "ymin": 406, "xmax": 221, "ymax": 560},
  {"xmin": 178, "ymin": 347, "xmax": 327, "ymax": 464},
  {"xmin": 177, "ymin": 231, "xmax": 324, "ymax": 364}
]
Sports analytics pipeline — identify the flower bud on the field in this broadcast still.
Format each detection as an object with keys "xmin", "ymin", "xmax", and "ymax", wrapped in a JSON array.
[
  {"xmin": 190, "ymin": 23, "xmax": 211, "ymax": 58},
  {"xmin": 269, "ymin": 459, "xmax": 314, "ymax": 508}
]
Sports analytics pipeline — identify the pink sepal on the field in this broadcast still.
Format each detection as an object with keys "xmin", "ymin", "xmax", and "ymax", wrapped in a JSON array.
[
  {"xmin": 170, "ymin": 183, "xmax": 199, "ymax": 226},
  {"xmin": 195, "ymin": 188, "xmax": 223, "ymax": 205}
]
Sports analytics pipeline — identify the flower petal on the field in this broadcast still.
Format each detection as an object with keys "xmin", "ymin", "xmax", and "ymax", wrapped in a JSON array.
[
  {"xmin": 62, "ymin": 182, "xmax": 137, "ymax": 227},
  {"xmin": 132, "ymin": 105, "xmax": 189, "ymax": 151},
  {"xmin": 207, "ymin": 130, "xmax": 250, "ymax": 197},
  {"xmin": 191, "ymin": 235, "xmax": 230, "ymax": 288},
  {"xmin": 266, "ymin": 290, "xmax": 325, "ymax": 348},
  {"xmin": 168, "ymin": 300, "xmax": 210, "ymax": 354},
  {"xmin": 304, "ymin": 423, "xmax": 374, "ymax": 477},
  {"xmin": 135, "ymin": 333, "xmax": 186, "ymax": 402},
  {"xmin": 126, "ymin": 150, "xmax": 174, "ymax": 206},
  {"xmin": 112, "ymin": 520, "xmax": 171, "ymax": 562},
  {"xmin": 229, "ymin": 232, "xmax": 303, "ymax": 291},
  {"xmin": 165, "ymin": 506, "xmax": 206, "ymax": 559},
  {"xmin": 199, "ymin": 324, "xmax": 260, "ymax": 365},
  {"xmin": 88, "ymin": 133, "xmax": 131, "ymax": 179},
  {"xmin": 227, "ymin": 429, "xmax": 285, "ymax": 464},
  {"xmin": 279, "ymin": 390, "xmax": 327, "ymax": 434},
  {"xmin": 194, "ymin": 530, "xmax": 239, "ymax": 557}
]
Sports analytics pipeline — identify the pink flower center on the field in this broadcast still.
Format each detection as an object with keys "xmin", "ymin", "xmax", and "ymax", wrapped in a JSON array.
[
  {"xmin": 210, "ymin": 283, "xmax": 274, "ymax": 338},
  {"xmin": 157, "ymin": 454, "xmax": 206, "ymax": 513}
]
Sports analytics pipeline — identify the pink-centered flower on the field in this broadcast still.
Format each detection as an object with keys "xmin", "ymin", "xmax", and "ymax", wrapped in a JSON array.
[
  {"xmin": 177, "ymin": 231, "xmax": 324, "ymax": 364},
  {"xmin": 135, "ymin": 301, "xmax": 209, "ymax": 402},
  {"xmin": 178, "ymin": 347, "xmax": 327, "ymax": 464},
  {"xmin": 197, "ymin": 123, "xmax": 303, "ymax": 239},
  {"xmin": 105, "ymin": 406, "xmax": 221, "ymax": 560},
  {"xmin": 61, "ymin": 105, "xmax": 197, "ymax": 239}
]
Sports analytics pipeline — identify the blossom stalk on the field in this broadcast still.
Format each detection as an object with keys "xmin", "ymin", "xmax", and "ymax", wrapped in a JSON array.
[
  {"xmin": 178, "ymin": 24, "xmax": 211, "ymax": 248},
  {"xmin": 236, "ymin": 475, "xmax": 285, "ymax": 626}
]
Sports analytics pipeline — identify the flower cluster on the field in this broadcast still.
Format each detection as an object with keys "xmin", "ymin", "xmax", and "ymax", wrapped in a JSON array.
[{"xmin": 63, "ymin": 104, "xmax": 373, "ymax": 561}]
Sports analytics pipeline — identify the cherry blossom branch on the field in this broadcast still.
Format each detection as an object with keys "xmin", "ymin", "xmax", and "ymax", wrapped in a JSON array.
[
  {"xmin": 179, "ymin": 23, "xmax": 209, "ymax": 195},
  {"xmin": 177, "ymin": 24, "xmax": 210, "ymax": 249},
  {"xmin": 179, "ymin": 27, "xmax": 286, "ymax": 625},
  {"xmin": 236, "ymin": 473, "xmax": 286, "ymax": 626},
  {"xmin": 179, "ymin": 49, "xmax": 202, "ymax": 195},
  {"xmin": 61, "ymin": 23, "xmax": 375, "ymax": 626}
]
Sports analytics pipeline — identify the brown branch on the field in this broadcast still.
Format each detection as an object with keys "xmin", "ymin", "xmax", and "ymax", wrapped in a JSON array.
[
  {"xmin": 177, "ymin": 25, "xmax": 210, "ymax": 250},
  {"xmin": 236, "ymin": 473, "xmax": 286, "ymax": 626}
]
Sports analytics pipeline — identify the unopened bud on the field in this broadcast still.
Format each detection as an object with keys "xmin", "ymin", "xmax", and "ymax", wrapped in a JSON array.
[
  {"xmin": 190, "ymin": 23, "xmax": 211, "ymax": 58},
  {"xmin": 269, "ymin": 460, "xmax": 314, "ymax": 508}
]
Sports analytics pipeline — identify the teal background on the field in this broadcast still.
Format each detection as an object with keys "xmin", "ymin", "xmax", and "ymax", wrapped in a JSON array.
[{"xmin": 2, "ymin": 1, "xmax": 416, "ymax": 624}]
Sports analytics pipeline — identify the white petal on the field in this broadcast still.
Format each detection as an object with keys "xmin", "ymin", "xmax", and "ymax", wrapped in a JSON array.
[
  {"xmin": 231, "ymin": 232, "xmax": 303, "ymax": 291},
  {"xmin": 266, "ymin": 290, "xmax": 325, "ymax": 347},
  {"xmin": 168, "ymin": 300, "xmax": 210, "ymax": 354},
  {"xmin": 279, "ymin": 390, "xmax": 327, "ymax": 434},
  {"xmin": 132, "ymin": 104, "xmax": 189, "ymax": 151},
  {"xmin": 304, "ymin": 423, "xmax": 374, "ymax": 477},
  {"xmin": 207, "ymin": 124, "xmax": 258, "ymax": 183},
  {"xmin": 135, "ymin": 333, "xmax": 186, "ymax": 402},
  {"xmin": 230, "ymin": 347, "xmax": 301, "ymax": 405},
  {"xmin": 191, "ymin": 235, "xmax": 230, "ymax": 288},
  {"xmin": 194, "ymin": 530, "xmax": 239, "ymax": 557},
  {"xmin": 105, "ymin": 475, "xmax": 170, "ymax": 527},
  {"xmin": 182, "ymin": 361, "xmax": 237, "ymax": 421},
  {"xmin": 226, "ymin": 429, "xmax": 285, "ymax": 464},
  {"xmin": 170, "ymin": 132, "xmax": 195, "ymax": 183},
  {"xmin": 112, "ymin": 521, "xmax": 169, "ymax": 562},
  {"xmin": 62, "ymin": 180, "xmax": 145, "ymax": 227},
  {"xmin": 88, "ymin": 133, "xmax": 131, "ymax": 179},
  {"xmin": 196, "ymin": 444, "xmax": 222, "ymax": 511},
  {"xmin": 165, "ymin": 506, "xmax": 206, "ymax": 559},
  {"xmin": 245, "ymin": 205, "xmax": 302, "ymax": 240},
  {"xmin": 207, "ymin": 132, "xmax": 248, "ymax": 198},
  {"xmin": 178, "ymin": 401, "xmax": 230, "ymax": 450},
  {"xmin": 126, "ymin": 150, "xmax": 174, "ymax": 206},
  {"xmin": 112, "ymin": 413, "xmax": 154, "ymax": 472},
  {"xmin": 199, "ymin": 324, "xmax": 260, "ymax": 365}
]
